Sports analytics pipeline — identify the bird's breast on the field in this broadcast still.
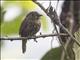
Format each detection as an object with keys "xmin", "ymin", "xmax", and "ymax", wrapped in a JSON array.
[{"xmin": 33, "ymin": 20, "xmax": 41, "ymax": 31}]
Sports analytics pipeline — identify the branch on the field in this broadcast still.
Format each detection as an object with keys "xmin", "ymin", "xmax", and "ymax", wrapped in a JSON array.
[
  {"xmin": 33, "ymin": 1, "xmax": 48, "ymax": 15},
  {"xmin": 0, "ymin": 33, "xmax": 68, "ymax": 40},
  {"xmin": 59, "ymin": 23, "xmax": 80, "ymax": 47},
  {"xmin": 32, "ymin": 0, "xmax": 80, "ymax": 47},
  {"xmin": 33, "ymin": 1, "xmax": 80, "ymax": 60}
]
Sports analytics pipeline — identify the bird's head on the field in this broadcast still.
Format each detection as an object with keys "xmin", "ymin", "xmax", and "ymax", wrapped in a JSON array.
[{"xmin": 27, "ymin": 11, "xmax": 42, "ymax": 20}]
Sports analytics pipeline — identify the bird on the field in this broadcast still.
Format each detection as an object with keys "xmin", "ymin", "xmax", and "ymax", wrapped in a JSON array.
[{"xmin": 19, "ymin": 11, "xmax": 42, "ymax": 53}]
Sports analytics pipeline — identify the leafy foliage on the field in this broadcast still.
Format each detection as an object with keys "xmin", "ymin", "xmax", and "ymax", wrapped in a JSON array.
[
  {"xmin": 74, "ymin": 28, "xmax": 80, "ymax": 60},
  {"xmin": 41, "ymin": 47, "xmax": 63, "ymax": 60}
]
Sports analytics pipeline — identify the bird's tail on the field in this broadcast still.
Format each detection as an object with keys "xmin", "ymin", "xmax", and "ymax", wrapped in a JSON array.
[{"xmin": 22, "ymin": 39, "xmax": 27, "ymax": 53}]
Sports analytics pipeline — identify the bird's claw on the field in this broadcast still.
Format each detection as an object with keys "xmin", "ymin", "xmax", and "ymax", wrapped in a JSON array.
[{"xmin": 34, "ymin": 38, "xmax": 38, "ymax": 43}]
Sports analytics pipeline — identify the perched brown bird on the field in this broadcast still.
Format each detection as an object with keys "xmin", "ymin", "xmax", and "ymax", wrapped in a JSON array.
[{"xmin": 19, "ymin": 11, "xmax": 42, "ymax": 53}]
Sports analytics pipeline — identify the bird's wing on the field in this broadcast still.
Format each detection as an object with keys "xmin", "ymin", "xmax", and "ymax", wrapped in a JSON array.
[{"xmin": 19, "ymin": 20, "xmax": 31, "ymax": 36}]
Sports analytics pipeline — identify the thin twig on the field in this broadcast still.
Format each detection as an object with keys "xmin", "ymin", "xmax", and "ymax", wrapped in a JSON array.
[
  {"xmin": 0, "ymin": 33, "xmax": 68, "ymax": 40},
  {"xmin": 52, "ymin": 10, "xmax": 71, "ymax": 60},
  {"xmin": 59, "ymin": 23, "xmax": 80, "ymax": 47},
  {"xmin": 61, "ymin": 1, "xmax": 76, "ymax": 60},
  {"xmin": 33, "ymin": 1, "xmax": 80, "ymax": 60},
  {"xmin": 32, "ymin": 0, "xmax": 80, "ymax": 47},
  {"xmin": 33, "ymin": 1, "xmax": 71, "ymax": 59}
]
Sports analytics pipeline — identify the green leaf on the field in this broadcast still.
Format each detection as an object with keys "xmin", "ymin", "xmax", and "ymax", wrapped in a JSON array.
[{"xmin": 41, "ymin": 47, "xmax": 63, "ymax": 60}]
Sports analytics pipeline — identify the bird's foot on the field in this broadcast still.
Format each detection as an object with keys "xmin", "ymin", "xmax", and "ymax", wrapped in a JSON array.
[
  {"xmin": 40, "ymin": 32, "xmax": 42, "ymax": 35},
  {"xmin": 34, "ymin": 38, "xmax": 38, "ymax": 43}
]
